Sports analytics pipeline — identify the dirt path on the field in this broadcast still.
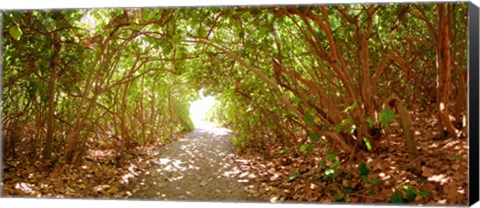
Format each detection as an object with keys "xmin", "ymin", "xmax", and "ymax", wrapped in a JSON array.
[{"xmin": 129, "ymin": 126, "xmax": 255, "ymax": 201}]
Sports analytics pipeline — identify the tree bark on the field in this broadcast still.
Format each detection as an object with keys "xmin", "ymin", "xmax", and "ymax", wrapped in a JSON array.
[
  {"xmin": 120, "ymin": 81, "xmax": 131, "ymax": 148},
  {"xmin": 43, "ymin": 34, "xmax": 60, "ymax": 160},
  {"xmin": 435, "ymin": 4, "xmax": 458, "ymax": 137}
]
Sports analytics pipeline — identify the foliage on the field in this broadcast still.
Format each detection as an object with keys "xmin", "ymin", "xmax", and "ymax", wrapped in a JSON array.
[
  {"xmin": 379, "ymin": 109, "xmax": 397, "ymax": 130},
  {"xmin": 1, "ymin": 3, "xmax": 469, "ymax": 204},
  {"xmin": 390, "ymin": 185, "xmax": 430, "ymax": 204}
]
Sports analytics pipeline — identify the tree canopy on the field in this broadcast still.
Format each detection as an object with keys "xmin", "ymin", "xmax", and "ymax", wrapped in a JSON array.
[{"xmin": 2, "ymin": 3, "xmax": 469, "ymax": 204}]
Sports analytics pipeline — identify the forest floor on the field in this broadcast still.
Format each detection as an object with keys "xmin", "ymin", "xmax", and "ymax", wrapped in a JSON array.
[
  {"xmin": 126, "ymin": 108, "xmax": 469, "ymax": 205},
  {"xmin": 220, "ymin": 108, "xmax": 469, "ymax": 205},
  {"xmin": 2, "ymin": 108, "xmax": 469, "ymax": 205},
  {"xmin": 127, "ymin": 125, "xmax": 254, "ymax": 201}
]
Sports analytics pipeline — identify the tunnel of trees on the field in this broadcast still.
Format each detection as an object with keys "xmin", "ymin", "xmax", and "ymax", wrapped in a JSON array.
[{"xmin": 1, "ymin": 3, "xmax": 469, "ymax": 204}]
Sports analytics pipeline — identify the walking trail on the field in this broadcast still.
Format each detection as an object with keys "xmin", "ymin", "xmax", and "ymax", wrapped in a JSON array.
[{"xmin": 129, "ymin": 123, "xmax": 255, "ymax": 201}]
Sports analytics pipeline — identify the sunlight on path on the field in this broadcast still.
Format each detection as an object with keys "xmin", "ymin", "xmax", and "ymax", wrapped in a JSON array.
[
  {"xmin": 189, "ymin": 93, "xmax": 216, "ymax": 130},
  {"xmin": 129, "ymin": 119, "xmax": 250, "ymax": 201}
]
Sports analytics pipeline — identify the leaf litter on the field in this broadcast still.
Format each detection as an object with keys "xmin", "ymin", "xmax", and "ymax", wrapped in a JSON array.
[{"xmin": 2, "ymin": 109, "xmax": 469, "ymax": 205}]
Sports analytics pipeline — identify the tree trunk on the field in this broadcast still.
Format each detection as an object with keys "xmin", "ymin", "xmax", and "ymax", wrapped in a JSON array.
[
  {"xmin": 386, "ymin": 96, "xmax": 419, "ymax": 173},
  {"xmin": 453, "ymin": 70, "xmax": 467, "ymax": 128},
  {"xmin": 168, "ymin": 87, "xmax": 174, "ymax": 140},
  {"xmin": 43, "ymin": 34, "xmax": 60, "ymax": 160},
  {"xmin": 120, "ymin": 81, "xmax": 131, "ymax": 148},
  {"xmin": 140, "ymin": 76, "xmax": 146, "ymax": 141},
  {"xmin": 435, "ymin": 4, "xmax": 458, "ymax": 137}
]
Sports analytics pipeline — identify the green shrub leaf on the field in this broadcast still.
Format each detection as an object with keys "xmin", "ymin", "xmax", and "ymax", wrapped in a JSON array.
[
  {"xmin": 418, "ymin": 191, "xmax": 429, "ymax": 198},
  {"xmin": 306, "ymin": 144, "xmax": 314, "ymax": 153},
  {"xmin": 402, "ymin": 186, "xmax": 417, "ymax": 201},
  {"xmin": 288, "ymin": 172, "xmax": 300, "ymax": 181},
  {"xmin": 358, "ymin": 163, "xmax": 370, "ymax": 175},
  {"xmin": 321, "ymin": 125, "xmax": 327, "ymax": 132},
  {"xmin": 390, "ymin": 191, "xmax": 407, "ymax": 204},
  {"xmin": 379, "ymin": 109, "xmax": 396, "ymax": 129},
  {"xmin": 304, "ymin": 114, "xmax": 316, "ymax": 125},
  {"xmin": 348, "ymin": 124, "xmax": 357, "ymax": 134},
  {"xmin": 324, "ymin": 168, "xmax": 337, "ymax": 178},
  {"xmin": 326, "ymin": 151, "xmax": 336, "ymax": 161},
  {"xmin": 343, "ymin": 101, "xmax": 357, "ymax": 113},
  {"xmin": 335, "ymin": 124, "xmax": 343, "ymax": 132},
  {"xmin": 406, "ymin": 191, "xmax": 417, "ymax": 201},
  {"xmin": 364, "ymin": 138, "xmax": 372, "ymax": 151},
  {"xmin": 309, "ymin": 132, "xmax": 320, "ymax": 142},
  {"xmin": 367, "ymin": 116, "xmax": 374, "ymax": 128},
  {"xmin": 318, "ymin": 160, "xmax": 326, "ymax": 168},
  {"xmin": 333, "ymin": 160, "xmax": 341, "ymax": 169},
  {"xmin": 9, "ymin": 24, "xmax": 22, "ymax": 41}
]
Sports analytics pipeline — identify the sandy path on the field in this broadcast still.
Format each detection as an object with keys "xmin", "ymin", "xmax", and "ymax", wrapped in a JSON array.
[{"xmin": 130, "ymin": 126, "xmax": 254, "ymax": 201}]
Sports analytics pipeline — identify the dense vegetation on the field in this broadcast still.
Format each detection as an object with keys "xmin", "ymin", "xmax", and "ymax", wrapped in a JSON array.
[{"xmin": 2, "ymin": 3, "xmax": 469, "ymax": 204}]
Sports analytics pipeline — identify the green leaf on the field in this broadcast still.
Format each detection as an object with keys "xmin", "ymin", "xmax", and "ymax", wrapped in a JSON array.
[
  {"xmin": 306, "ymin": 144, "xmax": 314, "ymax": 153},
  {"xmin": 343, "ymin": 101, "xmax": 357, "ymax": 113},
  {"xmin": 304, "ymin": 114, "xmax": 316, "ymax": 125},
  {"xmin": 333, "ymin": 190, "xmax": 344, "ymax": 201},
  {"xmin": 321, "ymin": 125, "xmax": 327, "ymax": 132},
  {"xmin": 379, "ymin": 109, "xmax": 396, "ymax": 129},
  {"xmin": 358, "ymin": 163, "xmax": 370, "ymax": 175},
  {"xmin": 363, "ymin": 138, "xmax": 372, "ymax": 151},
  {"xmin": 238, "ymin": 29, "xmax": 245, "ymax": 38},
  {"xmin": 309, "ymin": 132, "xmax": 320, "ymax": 142},
  {"xmin": 454, "ymin": 155, "xmax": 462, "ymax": 161},
  {"xmin": 348, "ymin": 124, "xmax": 357, "ymax": 134},
  {"xmin": 318, "ymin": 160, "xmax": 326, "ymax": 168},
  {"xmin": 9, "ymin": 24, "xmax": 22, "ymax": 41},
  {"xmin": 344, "ymin": 194, "xmax": 350, "ymax": 203},
  {"xmin": 345, "ymin": 188, "xmax": 353, "ymax": 194},
  {"xmin": 390, "ymin": 191, "xmax": 407, "ymax": 204},
  {"xmin": 368, "ymin": 190, "xmax": 377, "ymax": 196},
  {"xmin": 299, "ymin": 144, "xmax": 307, "ymax": 152},
  {"xmin": 333, "ymin": 160, "xmax": 341, "ymax": 169},
  {"xmin": 41, "ymin": 95, "xmax": 50, "ymax": 103},
  {"xmin": 402, "ymin": 186, "xmax": 417, "ymax": 201},
  {"xmin": 288, "ymin": 172, "xmax": 300, "ymax": 181},
  {"xmin": 367, "ymin": 117, "xmax": 374, "ymax": 128},
  {"xmin": 324, "ymin": 168, "xmax": 337, "ymax": 177},
  {"xmin": 335, "ymin": 124, "xmax": 343, "ymax": 132},
  {"xmin": 326, "ymin": 151, "xmax": 336, "ymax": 161},
  {"xmin": 333, "ymin": 193, "xmax": 340, "ymax": 202},
  {"xmin": 244, "ymin": 39, "xmax": 253, "ymax": 49},
  {"xmin": 418, "ymin": 191, "xmax": 429, "ymax": 198},
  {"xmin": 406, "ymin": 190, "xmax": 417, "ymax": 201},
  {"xmin": 380, "ymin": 109, "xmax": 397, "ymax": 121},
  {"xmin": 340, "ymin": 119, "xmax": 352, "ymax": 125},
  {"xmin": 342, "ymin": 180, "xmax": 349, "ymax": 187},
  {"xmin": 370, "ymin": 177, "xmax": 379, "ymax": 184},
  {"xmin": 278, "ymin": 149, "xmax": 290, "ymax": 154}
]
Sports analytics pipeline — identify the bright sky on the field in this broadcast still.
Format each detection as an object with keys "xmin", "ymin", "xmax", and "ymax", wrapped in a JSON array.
[
  {"xmin": 189, "ymin": 93, "xmax": 215, "ymax": 129},
  {"xmin": 79, "ymin": 11, "xmax": 96, "ymax": 33}
]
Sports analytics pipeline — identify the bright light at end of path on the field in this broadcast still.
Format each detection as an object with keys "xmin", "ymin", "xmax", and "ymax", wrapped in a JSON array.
[{"xmin": 189, "ymin": 94, "xmax": 215, "ymax": 129}]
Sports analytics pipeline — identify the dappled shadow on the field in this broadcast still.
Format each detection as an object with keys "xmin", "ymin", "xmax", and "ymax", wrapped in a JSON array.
[{"xmin": 128, "ymin": 126, "xmax": 254, "ymax": 201}]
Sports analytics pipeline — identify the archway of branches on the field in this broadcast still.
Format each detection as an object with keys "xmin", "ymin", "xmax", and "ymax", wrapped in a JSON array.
[{"xmin": 2, "ymin": 4, "xmax": 469, "ymax": 204}]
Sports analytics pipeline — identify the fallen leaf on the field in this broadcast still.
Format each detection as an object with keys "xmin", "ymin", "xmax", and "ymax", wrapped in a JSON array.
[{"xmin": 421, "ymin": 166, "xmax": 434, "ymax": 177}]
